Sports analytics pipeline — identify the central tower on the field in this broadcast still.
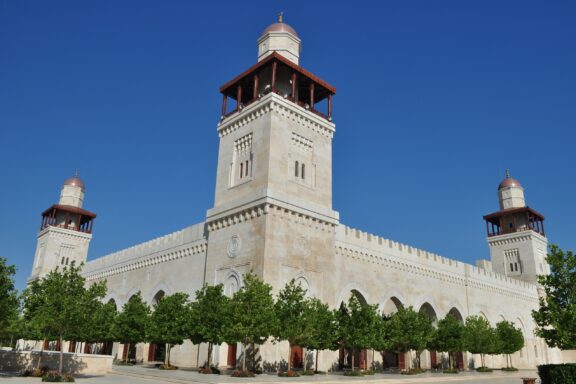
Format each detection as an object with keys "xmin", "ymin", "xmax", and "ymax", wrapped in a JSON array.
[{"xmin": 204, "ymin": 17, "xmax": 339, "ymax": 299}]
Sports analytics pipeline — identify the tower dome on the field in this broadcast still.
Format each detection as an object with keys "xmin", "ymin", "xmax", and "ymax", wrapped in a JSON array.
[
  {"xmin": 261, "ymin": 16, "xmax": 299, "ymax": 37},
  {"xmin": 60, "ymin": 171, "xmax": 86, "ymax": 208},
  {"xmin": 63, "ymin": 175, "xmax": 85, "ymax": 190},
  {"xmin": 498, "ymin": 169, "xmax": 525, "ymax": 210},
  {"xmin": 258, "ymin": 13, "xmax": 301, "ymax": 65}
]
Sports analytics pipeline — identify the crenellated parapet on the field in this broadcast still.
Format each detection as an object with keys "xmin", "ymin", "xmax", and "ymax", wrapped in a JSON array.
[
  {"xmin": 335, "ymin": 224, "xmax": 538, "ymax": 302},
  {"xmin": 83, "ymin": 223, "xmax": 207, "ymax": 281}
]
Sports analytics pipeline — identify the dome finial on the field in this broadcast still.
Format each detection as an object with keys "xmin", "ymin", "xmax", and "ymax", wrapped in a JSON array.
[
  {"xmin": 74, "ymin": 169, "xmax": 80, "ymax": 178},
  {"xmin": 278, "ymin": 11, "xmax": 283, "ymax": 23},
  {"xmin": 505, "ymin": 169, "xmax": 511, "ymax": 178}
]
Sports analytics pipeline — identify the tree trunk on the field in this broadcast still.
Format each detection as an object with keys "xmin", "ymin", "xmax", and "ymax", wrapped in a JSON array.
[
  {"xmin": 207, "ymin": 343, "xmax": 213, "ymax": 368},
  {"xmin": 59, "ymin": 336, "xmax": 64, "ymax": 373},
  {"xmin": 242, "ymin": 341, "xmax": 247, "ymax": 371},
  {"xmin": 164, "ymin": 343, "xmax": 170, "ymax": 366},
  {"xmin": 303, "ymin": 347, "xmax": 307, "ymax": 371},
  {"xmin": 351, "ymin": 347, "xmax": 355, "ymax": 371},
  {"xmin": 288, "ymin": 343, "xmax": 292, "ymax": 371},
  {"xmin": 37, "ymin": 340, "xmax": 44, "ymax": 370},
  {"xmin": 125, "ymin": 343, "xmax": 129, "ymax": 364},
  {"xmin": 372, "ymin": 349, "xmax": 375, "ymax": 370},
  {"xmin": 315, "ymin": 349, "xmax": 319, "ymax": 372},
  {"xmin": 251, "ymin": 342, "xmax": 255, "ymax": 371}
]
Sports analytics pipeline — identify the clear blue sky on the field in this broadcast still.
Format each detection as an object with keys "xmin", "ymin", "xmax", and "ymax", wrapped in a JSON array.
[{"xmin": 1, "ymin": 1, "xmax": 575, "ymax": 293}]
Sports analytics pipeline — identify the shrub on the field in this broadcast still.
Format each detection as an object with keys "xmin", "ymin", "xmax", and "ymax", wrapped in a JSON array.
[
  {"xmin": 443, "ymin": 368, "xmax": 459, "ymax": 374},
  {"xmin": 277, "ymin": 370, "xmax": 300, "ymax": 377},
  {"xmin": 231, "ymin": 370, "xmax": 255, "ymax": 377},
  {"xmin": 314, "ymin": 370, "xmax": 327, "ymax": 374},
  {"xmin": 343, "ymin": 370, "xmax": 363, "ymax": 376},
  {"xmin": 363, "ymin": 369, "xmax": 376, "ymax": 375},
  {"xmin": 538, "ymin": 364, "xmax": 576, "ymax": 384},
  {"xmin": 41, "ymin": 371, "xmax": 75, "ymax": 382},
  {"xmin": 476, "ymin": 366, "xmax": 493, "ymax": 372},
  {"xmin": 502, "ymin": 367, "xmax": 519, "ymax": 372},
  {"xmin": 300, "ymin": 370, "xmax": 315, "ymax": 375}
]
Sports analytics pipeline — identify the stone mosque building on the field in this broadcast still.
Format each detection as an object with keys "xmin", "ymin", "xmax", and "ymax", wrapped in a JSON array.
[{"xmin": 28, "ymin": 16, "xmax": 567, "ymax": 370}]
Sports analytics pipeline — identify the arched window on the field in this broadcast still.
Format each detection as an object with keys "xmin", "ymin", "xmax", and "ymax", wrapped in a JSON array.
[
  {"xmin": 295, "ymin": 161, "xmax": 299, "ymax": 177},
  {"xmin": 301, "ymin": 163, "xmax": 305, "ymax": 179},
  {"xmin": 245, "ymin": 160, "xmax": 249, "ymax": 177}
]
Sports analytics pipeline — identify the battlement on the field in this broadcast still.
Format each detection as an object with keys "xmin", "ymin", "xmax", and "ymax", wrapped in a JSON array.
[
  {"xmin": 83, "ymin": 222, "xmax": 206, "ymax": 275},
  {"xmin": 336, "ymin": 224, "xmax": 537, "ymax": 295}
]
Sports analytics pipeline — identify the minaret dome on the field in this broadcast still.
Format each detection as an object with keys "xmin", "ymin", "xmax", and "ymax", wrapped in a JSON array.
[
  {"xmin": 498, "ymin": 169, "xmax": 525, "ymax": 210},
  {"xmin": 59, "ymin": 171, "xmax": 85, "ymax": 208},
  {"xmin": 258, "ymin": 13, "xmax": 301, "ymax": 65}
]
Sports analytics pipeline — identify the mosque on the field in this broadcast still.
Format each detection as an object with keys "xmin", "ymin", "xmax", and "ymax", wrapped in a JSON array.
[{"xmin": 28, "ymin": 16, "xmax": 566, "ymax": 370}]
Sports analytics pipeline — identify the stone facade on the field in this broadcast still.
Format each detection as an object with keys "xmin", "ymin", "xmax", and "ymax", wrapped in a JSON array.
[{"xmin": 28, "ymin": 18, "xmax": 570, "ymax": 371}]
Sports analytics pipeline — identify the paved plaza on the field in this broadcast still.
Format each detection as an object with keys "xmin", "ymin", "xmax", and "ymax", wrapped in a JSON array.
[{"xmin": 0, "ymin": 366, "xmax": 540, "ymax": 384}]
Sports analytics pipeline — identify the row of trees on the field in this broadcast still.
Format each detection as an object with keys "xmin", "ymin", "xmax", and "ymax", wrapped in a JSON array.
[
  {"xmin": 2, "ymin": 243, "xmax": 573, "ymax": 375},
  {"xmin": 16, "ymin": 262, "xmax": 525, "ymax": 374}
]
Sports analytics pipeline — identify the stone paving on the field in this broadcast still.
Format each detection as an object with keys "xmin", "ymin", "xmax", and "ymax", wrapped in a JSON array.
[{"xmin": 0, "ymin": 366, "xmax": 540, "ymax": 384}]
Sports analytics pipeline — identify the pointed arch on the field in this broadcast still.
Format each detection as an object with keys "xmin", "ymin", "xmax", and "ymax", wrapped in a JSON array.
[
  {"xmin": 224, "ymin": 270, "xmax": 242, "ymax": 297},
  {"xmin": 418, "ymin": 302, "xmax": 438, "ymax": 323},
  {"xmin": 448, "ymin": 307, "xmax": 464, "ymax": 323},
  {"xmin": 336, "ymin": 283, "xmax": 369, "ymax": 307}
]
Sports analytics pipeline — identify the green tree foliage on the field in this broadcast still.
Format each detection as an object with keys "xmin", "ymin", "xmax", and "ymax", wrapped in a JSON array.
[
  {"xmin": 112, "ymin": 292, "xmax": 151, "ymax": 363},
  {"xmin": 337, "ymin": 294, "xmax": 381, "ymax": 371},
  {"xmin": 430, "ymin": 314, "xmax": 464, "ymax": 369},
  {"xmin": 274, "ymin": 279, "xmax": 308, "ymax": 372},
  {"xmin": 188, "ymin": 284, "xmax": 230, "ymax": 369},
  {"xmin": 22, "ymin": 263, "xmax": 107, "ymax": 373},
  {"xmin": 83, "ymin": 300, "xmax": 117, "ymax": 344},
  {"xmin": 388, "ymin": 306, "xmax": 434, "ymax": 369},
  {"xmin": 495, "ymin": 320, "xmax": 524, "ymax": 368},
  {"xmin": 464, "ymin": 315, "xmax": 497, "ymax": 368},
  {"xmin": 533, "ymin": 245, "xmax": 576, "ymax": 350},
  {"xmin": 148, "ymin": 292, "xmax": 189, "ymax": 366},
  {"xmin": 0, "ymin": 257, "xmax": 20, "ymax": 346},
  {"xmin": 226, "ymin": 273, "xmax": 276, "ymax": 372},
  {"xmin": 302, "ymin": 298, "xmax": 338, "ymax": 372}
]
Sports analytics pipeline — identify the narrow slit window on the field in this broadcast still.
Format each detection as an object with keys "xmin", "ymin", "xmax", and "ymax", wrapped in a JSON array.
[
  {"xmin": 510, "ymin": 263, "xmax": 514, "ymax": 272},
  {"xmin": 295, "ymin": 161, "xmax": 299, "ymax": 177},
  {"xmin": 301, "ymin": 164, "xmax": 305, "ymax": 179},
  {"xmin": 240, "ymin": 163, "xmax": 244, "ymax": 179},
  {"xmin": 245, "ymin": 160, "xmax": 249, "ymax": 177}
]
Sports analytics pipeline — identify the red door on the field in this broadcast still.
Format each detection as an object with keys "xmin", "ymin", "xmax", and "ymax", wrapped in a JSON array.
[
  {"xmin": 430, "ymin": 350, "xmax": 437, "ymax": 368},
  {"xmin": 122, "ymin": 343, "xmax": 129, "ymax": 361},
  {"xmin": 457, "ymin": 352, "xmax": 464, "ymax": 370},
  {"xmin": 68, "ymin": 341, "xmax": 76, "ymax": 353},
  {"xmin": 290, "ymin": 346, "xmax": 303, "ymax": 368},
  {"xmin": 148, "ymin": 343, "xmax": 156, "ymax": 362},
  {"xmin": 398, "ymin": 352, "xmax": 405, "ymax": 370},
  {"xmin": 227, "ymin": 343, "xmax": 237, "ymax": 367}
]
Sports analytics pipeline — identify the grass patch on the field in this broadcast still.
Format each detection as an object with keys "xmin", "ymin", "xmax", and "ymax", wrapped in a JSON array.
[
  {"xmin": 443, "ymin": 368, "xmax": 459, "ymax": 374},
  {"xmin": 502, "ymin": 367, "xmax": 519, "ymax": 372},
  {"xmin": 476, "ymin": 366, "xmax": 493, "ymax": 372},
  {"xmin": 278, "ymin": 370, "xmax": 300, "ymax": 377}
]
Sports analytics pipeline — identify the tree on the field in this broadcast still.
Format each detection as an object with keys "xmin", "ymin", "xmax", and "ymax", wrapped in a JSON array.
[
  {"xmin": 532, "ymin": 244, "xmax": 576, "ymax": 350},
  {"xmin": 112, "ymin": 292, "xmax": 151, "ymax": 363},
  {"xmin": 464, "ymin": 315, "xmax": 497, "ymax": 368},
  {"xmin": 337, "ymin": 294, "xmax": 381, "ymax": 371},
  {"xmin": 148, "ymin": 293, "xmax": 189, "ymax": 367},
  {"xmin": 430, "ymin": 314, "xmax": 464, "ymax": 369},
  {"xmin": 302, "ymin": 298, "xmax": 338, "ymax": 372},
  {"xmin": 388, "ymin": 306, "xmax": 434, "ymax": 369},
  {"xmin": 83, "ymin": 300, "xmax": 117, "ymax": 352},
  {"xmin": 0, "ymin": 257, "xmax": 20, "ymax": 345},
  {"xmin": 188, "ymin": 284, "xmax": 229, "ymax": 369},
  {"xmin": 226, "ymin": 273, "xmax": 276, "ymax": 372},
  {"xmin": 21, "ymin": 263, "xmax": 107, "ymax": 373},
  {"xmin": 495, "ymin": 320, "xmax": 524, "ymax": 368},
  {"xmin": 273, "ymin": 279, "xmax": 308, "ymax": 372}
]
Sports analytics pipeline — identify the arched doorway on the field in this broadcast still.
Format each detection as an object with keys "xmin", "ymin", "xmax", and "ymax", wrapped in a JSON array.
[
  {"xmin": 224, "ymin": 274, "xmax": 241, "ymax": 368},
  {"xmin": 148, "ymin": 291, "xmax": 167, "ymax": 363},
  {"xmin": 338, "ymin": 290, "xmax": 369, "ymax": 371},
  {"xmin": 419, "ymin": 302, "xmax": 438, "ymax": 370},
  {"xmin": 448, "ymin": 307, "xmax": 465, "ymax": 370},
  {"xmin": 382, "ymin": 296, "xmax": 404, "ymax": 370}
]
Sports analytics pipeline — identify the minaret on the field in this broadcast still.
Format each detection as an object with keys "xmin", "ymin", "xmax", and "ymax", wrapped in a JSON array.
[
  {"xmin": 483, "ymin": 171, "xmax": 548, "ymax": 283},
  {"xmin": 29, "ymin": 173, "xmax": 96, "ymax": 282},
  {"xmin": 205, "ymin": 16, "xmax": 338, "ymax": 290}
]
